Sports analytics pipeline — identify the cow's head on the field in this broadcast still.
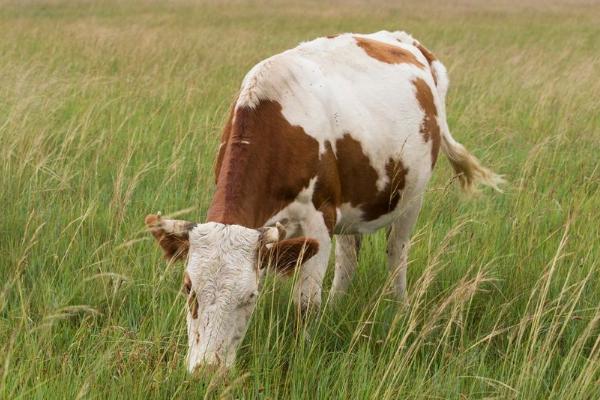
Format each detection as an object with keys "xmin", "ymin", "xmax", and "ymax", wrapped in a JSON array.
[{"xmin": 144, "ymin": 214, "xmax": 318, "ymax": 372}]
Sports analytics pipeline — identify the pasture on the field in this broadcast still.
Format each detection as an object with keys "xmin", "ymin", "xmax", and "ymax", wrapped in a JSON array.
[{"xmin": 1, "ymin": 0, "xmax": 599, "ymax": 398}]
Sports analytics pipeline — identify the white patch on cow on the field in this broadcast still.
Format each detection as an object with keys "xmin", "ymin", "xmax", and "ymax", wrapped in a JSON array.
[
  {"xmin": 185, "ymin": 223, "xmax": 261, "ymax": 372},
  {"xmin": 334, "ymin": 192, "xmax": 423, "ymax": 234},
  {"xmin": 335, "ymin": 203, "xmax": 364, "ymax": 233},
  {"xmin": 237, "ymin": 30, "xmax": 438, "ymax": 228}
]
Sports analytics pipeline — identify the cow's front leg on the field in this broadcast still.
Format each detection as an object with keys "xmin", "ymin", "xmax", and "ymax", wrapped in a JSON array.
[
  {"xmin": 329, "ymin": 234, "xmax": 362, "ymax": 301},
  {"xmin": 293, "ymin": 212, "xmax": 332, "ymax": 313}
]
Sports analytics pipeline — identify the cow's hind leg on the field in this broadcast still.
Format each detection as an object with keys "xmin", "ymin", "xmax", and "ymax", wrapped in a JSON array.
[
  {"xmin": 293, "ymin": 212, "xmax": 332, "ymax": 313},
  {"xmin": 387, "ymin": 196, "xmax": 423, "ymax": 300},
  {"xmin": 329, "ymin": 234, "xmax": 362, "ymax": 301}
]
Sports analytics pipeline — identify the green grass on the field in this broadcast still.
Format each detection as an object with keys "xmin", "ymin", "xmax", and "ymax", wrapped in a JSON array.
[{"xmin": 1, "ymin": 0, "xmax": 599, "ymax": 398}]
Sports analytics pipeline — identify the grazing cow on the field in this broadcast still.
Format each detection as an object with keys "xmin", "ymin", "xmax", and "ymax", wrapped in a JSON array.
[{"xmin": 145, "ymin": 30, "xmax": 502, "ymax": 372}]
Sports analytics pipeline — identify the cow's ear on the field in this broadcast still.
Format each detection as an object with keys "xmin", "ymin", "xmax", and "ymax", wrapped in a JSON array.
[
  {"xmin": 145, "ymin": 214, "xmax": 196, "ymax": 262},
  {"xmin": 258, "ymin": 236, "xmax": 319, "ymax": 274}
]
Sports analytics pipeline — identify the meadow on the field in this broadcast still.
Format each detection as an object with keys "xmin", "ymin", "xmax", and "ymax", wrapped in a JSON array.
[{"xmin": 1, "ymin": 0, "xmax": 599, "ymax": 398}]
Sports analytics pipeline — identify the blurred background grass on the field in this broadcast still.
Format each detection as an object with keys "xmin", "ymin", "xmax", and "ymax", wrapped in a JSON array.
[{"xmin": 1, "ymin": 0, "xmax": 599, "ymax": 398}]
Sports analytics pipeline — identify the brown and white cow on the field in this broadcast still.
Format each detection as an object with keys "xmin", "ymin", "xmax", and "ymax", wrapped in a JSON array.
[{"xmin": 145, "ymin": 30, "xmax": 502, "ymax": 372}]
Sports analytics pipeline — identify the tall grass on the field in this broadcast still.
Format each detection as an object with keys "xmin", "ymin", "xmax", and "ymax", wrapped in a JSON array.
[{"xmin": 1, "ymin": 0, "xmax": 599, "ymax": 398}]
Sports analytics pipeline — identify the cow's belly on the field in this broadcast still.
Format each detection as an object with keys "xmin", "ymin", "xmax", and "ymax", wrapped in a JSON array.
[
  {"xmin": 334, "ymin": 165, "xmax": 432, "ymax": 234},
  {"xmin": 334, "ymin": 203, "xmax": 398, "ymax": 234}
]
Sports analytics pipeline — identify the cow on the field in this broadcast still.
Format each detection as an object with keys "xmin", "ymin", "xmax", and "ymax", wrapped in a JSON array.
[{"xmin": 145, "ymin": 30, "xmax": 502, "ymax": 372}]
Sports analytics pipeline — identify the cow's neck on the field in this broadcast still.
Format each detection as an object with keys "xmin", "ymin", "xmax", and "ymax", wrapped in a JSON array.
[
  {"xmin": 206, "ymin": 101, "xmax": 319, "ymax": 228},
  {"xmin": 206, "ymin": 139, "xmax": 275, "ymax": 228}
]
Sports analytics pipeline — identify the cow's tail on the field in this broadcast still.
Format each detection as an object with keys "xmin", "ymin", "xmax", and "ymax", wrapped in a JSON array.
[
  {"xmin": 440, "ymin": 127, "xmax": 504, "ymax": 193},
  {"xmin": 432, "ymin": 62, "xmax": 504, "ymax": 193}
]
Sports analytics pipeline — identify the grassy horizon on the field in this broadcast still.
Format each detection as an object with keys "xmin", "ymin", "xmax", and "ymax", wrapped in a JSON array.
[{"xmin": 1, "ymin": 0, "xmax": 600, "ymax": 398}]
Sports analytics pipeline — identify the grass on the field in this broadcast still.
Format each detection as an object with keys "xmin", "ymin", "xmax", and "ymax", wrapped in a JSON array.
[{"xmin": 1, "ymin": 0, "xmax": 599, "ymax": 398}]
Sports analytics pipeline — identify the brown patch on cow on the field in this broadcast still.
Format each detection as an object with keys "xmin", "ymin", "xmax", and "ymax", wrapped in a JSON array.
[
  {"xmin": 207, "ymin": 100, "xmax": 320, "ymax": 228},
  {"xmin": 338, "ymin": 134, "xmax": 407, "ymax": 220},
  {"xmin": 326, "ymin": 34, "xmax": 339, "ymax": 39},
  {"xmin": 413, "ymin": 41, "xmax": 438, "ymax": 86},
  {"xmin": 214, "ymin": 99, "xmax": 237, "ymax": 183},
  {"xmin": 188, "ymin": 290, "xmax": 198, "ymax": 319},
  {"xmin": 145, "ymin": 214, "xmax": 191, "ymax": 261},
  {"xmin": 312, "ymin": 141, "xmax": 341, "ymax": 233},
  {"xmin": 314, "ymin": 134, "xmax": 408, "ymax": 223},
  {"xmin": 414, "ymin": 42, "xmax": 437, "ymax": 64},
  {"xmin": 259, "ymin": 237, "xmax": 320, "ymax": 275},
  {"xmin": 354, "ymin": 37, "xmax": 424, "ymax": 68},
  {"xmin": 413, "ymin": 78, "xmax": 441, "ymax": 168}
]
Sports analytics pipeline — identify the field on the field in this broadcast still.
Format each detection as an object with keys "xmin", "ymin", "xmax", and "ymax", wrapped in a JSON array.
[{"xmin": 1, "ymin": 0, "xmax": 600, "ymax": 398}]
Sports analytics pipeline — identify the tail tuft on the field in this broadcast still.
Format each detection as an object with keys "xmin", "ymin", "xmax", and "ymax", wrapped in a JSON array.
[{"xmin": 441, "ymin": 137, "xmax": 505, "ymax": 193}]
